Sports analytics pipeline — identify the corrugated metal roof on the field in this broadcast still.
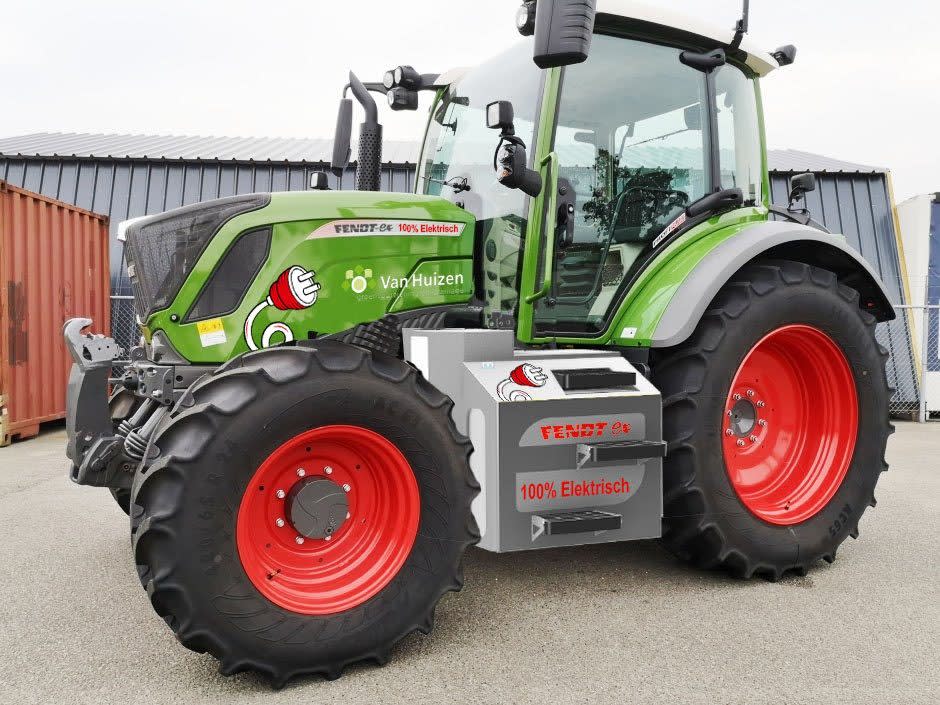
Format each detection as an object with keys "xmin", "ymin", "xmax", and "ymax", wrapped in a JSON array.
[
  {"xmin": 767, "ymin": 148, "xmax": 886, "ymax": 174},
  {"xmin": 0, "ymin": 132, "xmax": 887, "ymax": 174},
  {"xmin": 0, "ymin": 132, "xmax": 421, "ymax": 165}
]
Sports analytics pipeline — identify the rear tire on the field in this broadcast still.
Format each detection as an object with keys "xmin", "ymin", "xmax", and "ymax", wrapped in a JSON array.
[
  {"xmin": 651, "ymin": 260, "xmax": 891, "ymax": 580},
  {"xmin": 130, "ymin": 341, "xmax": 478, "ymax": 686}
]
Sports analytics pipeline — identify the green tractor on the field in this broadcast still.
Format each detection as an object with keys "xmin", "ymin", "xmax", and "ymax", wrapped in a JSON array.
[{"xmin": 64, "ymin": 0, "xmax": 893, "ymax": 686}]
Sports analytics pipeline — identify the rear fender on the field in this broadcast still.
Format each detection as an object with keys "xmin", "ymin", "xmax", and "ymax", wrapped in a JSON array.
[{"xmin": 649, "ymin": 221, "xmax": 895, "ymax": 348}]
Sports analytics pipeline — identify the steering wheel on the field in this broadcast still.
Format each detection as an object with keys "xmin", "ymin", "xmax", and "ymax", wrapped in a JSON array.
[{"xmin": 607, "ymin": 186, "xmax": 689, "ymax": 241}]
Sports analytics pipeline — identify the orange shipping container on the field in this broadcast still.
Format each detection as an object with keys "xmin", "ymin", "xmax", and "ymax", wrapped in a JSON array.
[{"xmin": 0, "ymin": 180, "xmax": 110, "ymax": 445}]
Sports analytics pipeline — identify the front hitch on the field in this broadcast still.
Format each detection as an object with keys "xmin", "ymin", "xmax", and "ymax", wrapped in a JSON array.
[{"xmin": 63, "ymin": 318, "xmax": 125, "ymax": 486}]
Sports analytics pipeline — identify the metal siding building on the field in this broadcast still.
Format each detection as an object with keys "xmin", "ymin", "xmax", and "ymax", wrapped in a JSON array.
[
  {"xmin": 0, "ymin": 133, "xmax": 417, "ymax": 293},
  {"xmin": 767, "ymin": 150, "xmax": 916, "ymax": 409},
  {"xmin": 0, "ymin": 133, "xmax": 916, "ymax": 404}
]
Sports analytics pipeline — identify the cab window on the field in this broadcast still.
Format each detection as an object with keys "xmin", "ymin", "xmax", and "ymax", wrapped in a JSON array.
[{"xmin": 535, "ymin": 34, "xmax": 762, "ymax": 336}]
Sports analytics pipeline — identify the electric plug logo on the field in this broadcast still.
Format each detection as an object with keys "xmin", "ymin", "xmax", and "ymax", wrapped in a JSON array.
[
  {"xmin": 342, "ymin": 266, "xmax": 374, "ymax": 295},
  {"xmin": 244, "ymin": 266, "xmax": 320, "ymax": 350},
  {"xmin": 496, "ymin": 363, "xmax": 548, "ymax": 402}
]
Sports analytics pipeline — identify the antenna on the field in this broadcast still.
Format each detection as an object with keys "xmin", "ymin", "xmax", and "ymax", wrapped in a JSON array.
[{"xmin": 730, "ymin": 0, "xmax": 750, "ymax": 51}]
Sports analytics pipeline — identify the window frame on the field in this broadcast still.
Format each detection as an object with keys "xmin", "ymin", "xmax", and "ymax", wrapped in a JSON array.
[{"xmin": 183, "ymin": 226, "xmax": 272, "ymax": 324}]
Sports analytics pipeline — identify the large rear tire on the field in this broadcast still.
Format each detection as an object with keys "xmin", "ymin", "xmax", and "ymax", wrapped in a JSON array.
[
  {"xmin": 130, "ymin": 341, "xmax": 478, "ymax": 686},
  {"xmin": 651, "ymin": 260, "xmax": 891, "ymax": 580}
]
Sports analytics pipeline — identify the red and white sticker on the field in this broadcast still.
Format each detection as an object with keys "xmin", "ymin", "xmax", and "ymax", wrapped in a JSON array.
[
  {"xmin": 307, "ymin": 219, "xmax": 465, "ymax": 239},
  {"xmin": 651, "ymin": 212, "xmax": 687, "ymax": 248}
]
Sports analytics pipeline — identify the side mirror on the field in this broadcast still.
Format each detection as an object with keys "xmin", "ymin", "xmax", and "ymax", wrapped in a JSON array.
[
  {"xmin": 531, "ymin": 0, "xmax": 597, "ymax": 69},
  {"xmin": 788, "ymin": 172, "xmax": 816, "ymax": 208},
  {"xmin": 494, "ymin": 139, "xmax": 542, "ymax": 198},
  {"xmin": 486, "ymin": 100, "xmax": 542, "ymax": 198},
  {"xmin": 309, "ymin": 172, "xmax": 330, "ymax": 191},
  {"xmin": 486, "ymin": 100, "xmax": 515, "ymax": 132},
  {"xmin": 330, "ymin": 98, "xmax": 353, "ymax": 176}
]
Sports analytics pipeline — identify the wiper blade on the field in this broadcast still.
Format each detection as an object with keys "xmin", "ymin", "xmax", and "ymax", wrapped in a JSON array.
[{"xmin": 420, "ymin": 175, "xmax": 471, "ymax": 193}]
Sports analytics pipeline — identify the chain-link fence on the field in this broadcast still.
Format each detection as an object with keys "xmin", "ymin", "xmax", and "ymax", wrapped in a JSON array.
[
  {"xmin": 109, "ymin": 295, "xmax": 138, "ymax": 368},
  {"xmin": 878, "ymin": 305, "xmax": 940, "ymax": 422}
]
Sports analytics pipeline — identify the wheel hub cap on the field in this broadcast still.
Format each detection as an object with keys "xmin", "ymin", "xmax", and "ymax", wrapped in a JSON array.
[
  {"xmin": 286, "ymin": 477, "xmax": 349, "ymax": 539},
  {"xmin": 728, "ymin": 398, "xmax": 757, "ymax": 437}
]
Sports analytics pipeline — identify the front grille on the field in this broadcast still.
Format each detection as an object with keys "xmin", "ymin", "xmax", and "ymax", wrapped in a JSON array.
[{"xmin": 124, "ymin": 194, "xmax": 270, "ymax": 319}]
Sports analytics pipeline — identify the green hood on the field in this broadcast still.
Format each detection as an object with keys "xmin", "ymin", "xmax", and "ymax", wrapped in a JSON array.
[{"xmin": 139, "ymin": 191, "xmax": 476, "ymax": 363}]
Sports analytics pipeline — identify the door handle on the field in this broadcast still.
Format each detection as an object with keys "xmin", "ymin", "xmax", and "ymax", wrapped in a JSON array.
[{"xmin": 525, "ymin": 151, "xmax": 558, "ymax": 304}]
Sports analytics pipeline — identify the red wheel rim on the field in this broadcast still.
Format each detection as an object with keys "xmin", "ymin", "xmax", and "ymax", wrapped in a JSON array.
[
  {"xmin": 721, "ymin": 325, "xmax": 858, "ymax": 525},
  {"xmin": 236, "ymin": 425, "xmax": 420, "ymax": 614}
]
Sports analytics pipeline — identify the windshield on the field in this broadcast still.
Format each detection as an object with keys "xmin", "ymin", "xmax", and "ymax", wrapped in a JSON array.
[{"xmin": 417, "ymin": 43, "xmax": 542, "ymax": 325}]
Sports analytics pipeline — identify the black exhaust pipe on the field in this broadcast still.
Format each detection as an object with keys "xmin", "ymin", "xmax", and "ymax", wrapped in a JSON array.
[{"xmin": 348, "ymin": 72, "xmax": 382, "ymax": 192}]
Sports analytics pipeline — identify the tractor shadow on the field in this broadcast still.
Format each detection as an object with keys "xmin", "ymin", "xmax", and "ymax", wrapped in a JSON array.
[{"xmin": 194, "ymin": 538, "xmax": 820, "ymax": 692}]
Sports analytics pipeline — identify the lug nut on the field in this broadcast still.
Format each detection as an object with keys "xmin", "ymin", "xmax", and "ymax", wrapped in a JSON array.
[
  {"xmin": 749, "ymin": 435, "xmax": 758, "ymax": 442},
  {"xmin": 736, "ymin": 439, "xmax": 745, "ymax": 447},
  {"xmin": 275, "ymin": 489, "xmax": 285, "ymax": 499},
  {"xmin": 275, "ymin": 518, "xmax": 285, "ymax": 528},
  {"xmin": 733, "ymin": 394, "xmax": 742, "ymax": 401},
  {"xmin": 746, "ymin": 389, "xmax": 755, "ymax": 397},
  {"xmin": 295, "ymin": 536, "xmax": 305, "ymax": 545},
  {"xmin": 342, "ymin": 483, "xmax": 351, "ymax": 492},
  {"xmin": 725, "ymin": 428, "xmax": 734, "ymax": 436},
  {"xmin": 296, "ymin": 468, "xmax": 306, "ymax": 477},
  {"xmin": 757, "ymin": 401, "xmax": 766, "ymax": 408},
  {"xmin": 324, "ymin": 466, "xmax": 333, "ymax": 475},
  {"xmin": 758, "ymin": 419, "xmax": 768, "ymax": 427}
]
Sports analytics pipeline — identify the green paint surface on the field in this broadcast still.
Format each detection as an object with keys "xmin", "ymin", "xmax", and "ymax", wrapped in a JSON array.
[{"xmin": 148, "ymin": 191, "xmax": 475, "ymax": 363}]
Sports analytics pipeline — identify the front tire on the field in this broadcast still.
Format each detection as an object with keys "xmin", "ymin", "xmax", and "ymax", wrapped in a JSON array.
[
  {"xmin": 110, "ymin": 487, "xmax": 131, "ymax": 514},
  {"xmin": 130, "ymin": 342, "xmax": 478, "ymax": 686},
  {"xmin": 651, "ymin": 260, "xmax": 891, "ymax": 580}
]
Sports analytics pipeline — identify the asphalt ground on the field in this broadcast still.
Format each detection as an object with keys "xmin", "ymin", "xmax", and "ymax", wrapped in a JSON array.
[{"xmin": 0, "ymin": 422, "xmax": 937, "ymax": 704}]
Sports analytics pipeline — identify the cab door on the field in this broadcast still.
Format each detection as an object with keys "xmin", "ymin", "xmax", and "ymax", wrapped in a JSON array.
[{"xmin": 517, "ymin": 33, "xmax": 714, "ymax": 343}]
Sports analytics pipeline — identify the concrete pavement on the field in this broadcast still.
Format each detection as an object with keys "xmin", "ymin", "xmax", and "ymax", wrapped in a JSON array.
[{"xmin": 0, "ymin": 422, "xmax": 937, "ymax": 704}]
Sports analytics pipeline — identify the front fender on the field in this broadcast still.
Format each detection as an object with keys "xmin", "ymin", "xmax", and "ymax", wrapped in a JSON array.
[{"xmin": 649, "ymin": 221, "xmax": 895, "ymax": 348}]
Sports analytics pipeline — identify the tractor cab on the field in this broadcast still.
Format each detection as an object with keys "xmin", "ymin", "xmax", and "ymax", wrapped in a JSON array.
[{"xmin": 402, "ymin": 0, "xmax": 788, "ymax": 346}]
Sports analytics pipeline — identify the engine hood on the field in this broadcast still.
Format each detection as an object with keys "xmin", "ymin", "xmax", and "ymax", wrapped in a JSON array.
[{"xmin": 137, "ymin": 189, "xmax": 477, "ymax": 364}]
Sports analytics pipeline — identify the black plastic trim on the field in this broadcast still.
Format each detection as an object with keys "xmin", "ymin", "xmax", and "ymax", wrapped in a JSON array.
[
  {"xmin": 553, "ymin": 367, "xmax": 636, "ymax": 390},
  {"xmin": 584, "ymin": 440, "xmax": 667, "ymax": 463}
]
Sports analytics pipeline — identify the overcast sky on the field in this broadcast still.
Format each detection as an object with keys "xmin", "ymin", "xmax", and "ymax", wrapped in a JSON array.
[{"xmin": 4, "ymin": 0, "xmax": 937, "ymax": 199}]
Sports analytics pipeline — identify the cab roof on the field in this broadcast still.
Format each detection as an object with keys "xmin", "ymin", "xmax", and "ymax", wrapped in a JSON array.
[{"xmin": 596, "ymin": 0, "xmax": 779, "ymax": 76}]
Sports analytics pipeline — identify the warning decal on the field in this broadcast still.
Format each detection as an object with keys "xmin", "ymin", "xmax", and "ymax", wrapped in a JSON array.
[{"xmin": 196, "ymin": 318, "xmax": 227, "ymax": 347}]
